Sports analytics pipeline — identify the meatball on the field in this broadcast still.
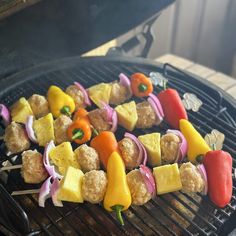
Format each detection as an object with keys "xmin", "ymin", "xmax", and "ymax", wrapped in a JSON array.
[
  {"xmin": 54, "ymin": 115, "xmax": 72, "ymax": 144},
  {"xmin": 65, "ymin": 85, "xmax": 85, "ymax": 110},
  {"xmin": 118, "ymin": 138, "xmax": 140, "ymax": 170},
  {"xmin": 82, "ymin": 170, "xmax": 107, "ymax": 203},
  {"xmin": 160, "ymin": 133, "xmax": 180, "ymax": 164},
  {"xmin": 88, "ymin": 109, "xmax": 111, "ymax": 132},
  {"xmin": 74, "ymin": 144, "xmax": 100, "ymax": 172},
  {"xmin": 28, "ymin": 94, "xmax": 49, "ymax": 118},
  {"xmin": 109, "ymin": 82, "xmax": 131, "ymax": 105},
  {"xmin": 127, "ymin": 169, "xmax": 152, "ymax": 205},
  {"xmin": 4, "ymin": 122, "xmax": 30, "ymax": 154},
  {"xmin": 179, "ymin": 162, "xmax": 204, "ymax": 193},
  {"xmin": 21, "ymin": 150, "xmax": 48, "ymax": 184},
  {"xmin": 136, "ymin": 101, "xmax": 157, "ymax": 128}
]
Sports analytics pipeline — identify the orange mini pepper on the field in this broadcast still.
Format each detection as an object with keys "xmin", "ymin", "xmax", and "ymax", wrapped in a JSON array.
[
  {"xmin": 73, "ymin": 108, "xmax": 89, "ymax": 121},
  {"xmin": 131, "ymin": 73, "xmax": 153, "ymax": 97}
]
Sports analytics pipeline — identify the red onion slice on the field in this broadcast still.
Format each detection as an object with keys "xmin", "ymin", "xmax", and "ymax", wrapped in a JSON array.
[
  {"xmin": 51, "ymin": 178, "xmax": 63, "ymax": 207},
  {"xmin": 197, "ymin": 164, "xmax": 208, "ymax": 195},
  {"xmin": 119, "ymin": 73, "xmax": 132, "ymax": 95},
  {"xmin": 39, "ymin": 176, "xmax": 52, "ymax": 207},
  {"xmin": 110, "ymin": 110, "xmax": 118, "ymax": 133},
  {"xmin": 0, "ymin": 104, "xmax": 10, "ymax": 126},
  {"xmin": 25, "ymin": 116, "xmax": 38, "ymax": 143},
  {"xmin": 147, "ymin": 97, "xmax": 163, "ymax": 125},
  {"xmin": 149, "ymin": 93, "xmax": 164, "ymax": 117},
  {"xmin": 101, "ymin": 102, "xmax": 113, "ymax": 122},
  {"xmin": 74, "ymin": 82, "xmax": 91, "ymax": 106},
  {"xmin": 167, "ymin": 129, "xmax": 188, "ymax": 163},
  {"xmin": 124, "ymin": 132, "xmax": 144, "ymax": 166},
  {"xmin": 140, "ymin": 165, "xmax": 156, "ymax": 196}
]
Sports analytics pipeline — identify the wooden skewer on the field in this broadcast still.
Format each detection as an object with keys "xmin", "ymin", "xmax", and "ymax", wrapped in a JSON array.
[
  {"xmin": 0, "ymin": 164, "xmax": 22, "ymax": 172},
  {"xmin": 11, "ymin": 189, "xmax": 40, "ymax": 196}
]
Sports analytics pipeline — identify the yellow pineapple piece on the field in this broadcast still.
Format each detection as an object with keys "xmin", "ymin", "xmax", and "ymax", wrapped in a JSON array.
[
  {"xmin": 33, "ymin": 113, "xmax": 55, "ymax": 147},
  {"xmin": 11, "ymin": 97, "xmax": 34, "ymax": 124},
  {"xmin": 153, "ymin": 163, "xmax": 182, "ymax": 195},
  {"xmin": 115, "ymin": 101, "xmax": 138, "ymax": 131},
  {"xmin": 138, "ymin": 133, "xmax": 161, "ymax": 167},
  {"xmin": 88, "ymin": 83, "xmax": 112, "ymax": 108},
  {"xmin": 49, "ymin": 142, "xmax": 80, "ymax": 176},
  {"xmin": 57, "ymin": 166, "xmax": 84, "ymax": 203}
]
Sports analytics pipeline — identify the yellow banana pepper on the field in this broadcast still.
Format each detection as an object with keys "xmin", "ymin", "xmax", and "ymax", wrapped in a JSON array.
[
  {"xmin": 179, "ymin": 119, "xmax": 211, "ymax": 163},
  {"xmin": 103, "ymin": 151, "xmax": 131, "ymax": 225},
  {"xmin": 47, "ymin": 85, "xmax": 75, "ymax": 118}
]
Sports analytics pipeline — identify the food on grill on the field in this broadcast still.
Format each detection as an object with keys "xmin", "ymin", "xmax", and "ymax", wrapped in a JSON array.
[
  {"xmin": 47, "ymin": 85, "xmax": 75, "ymax": 118},
  {"xmin": 33, "ymin": 113, "xmax": 55, "ymax": 147},
  {"xmin": 115, "ymin": 101, "xmax": 138, "ymax": 131},
  {"xmin": 4, "ymin": 121, "xmax": 30, "ymax": 154},
  {"xmin": 28, "ymin": 94, "xmax": 49, "ymax": 118},
  {"xmin": 158, "ymin": 88, "xmax": 188, "ymax": 129},
  {"xmin": 179, "ymin": 119, "xmax": 211, "ymax": 163},
  {"xmin": 0, "ymin": 104, "xmax": 11, "ymax": 126},
  {"xmin": 88, "ymin": 83, "xmax": 112, "ymax": 108},
  {"xmin": 49, "ymin": 142, "xmax": 80, "ymax": 175},
  {"xmin": 153, "ymin": 163, "xmax": 182, "ymax": 195},
  {"xmin": 82, "ymin": 170, "xmax": 107, "ymax": 203},
  {"xmin": 130, "ymin": 73, "xmax": 153, "ymax": 97},
  {"xmin": 127, "ymin": 169, "xmax": 152, "ymax": 205},
  {"xmin": 10, "ymin": 97, "xmax": 34, "ymax": 124},
  {"xmin": 179, "ymin": 162, "xmax": 205, "ymax": 193},
  {"xmin": 110, "ymin": 81, "xmax": 131, "ymax": 105},
  {"xmin": 74, "ymin": 144, "xmax": 100, "ymax": 172},
  {"xmin": 54, "ymin": 115, "xmax": 72, "ymax": 144},
  {"xmin": 21, "ymin": 150, "xmax": 48, "ymax": 184},
  {"xmin": 57, "ymin": 166, "xmax": 84, "ymax": 203},
  {"xmin": 103, "ymin": 151, "xmax": 131, "ymax": 226},
  {"xmin": 138, "ymin": 132, "xmax": 161, "ymax": 166},
  {"xmin": 65, "ymin": 85, "xmax": 85, "ymax": 110},
  {"xmin": 203, "ymin": 149, "xmax": 233, "ymax": 208}
]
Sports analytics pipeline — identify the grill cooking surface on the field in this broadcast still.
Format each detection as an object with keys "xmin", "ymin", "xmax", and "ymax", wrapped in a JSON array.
[{"xmin": 0, "ymin": 56, "xmax": 235, "ymax": 236}]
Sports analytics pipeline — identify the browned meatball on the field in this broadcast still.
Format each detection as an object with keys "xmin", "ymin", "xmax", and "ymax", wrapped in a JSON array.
[
  {"xmin": 136, "ymin": 101, "xmax": 157, "ymax": 128},
  {"xmin": 109, "ymin": 82, "xmax": 132, "ymax": 105},
  {"xmin": 28, "ymin": 94, "xmax": 49, "ymax": 118},
  {"xmin": 82, "ymin": 170, "xmax": 107, "ymax": 203},
  {"xmin": 65, "ymin": 85, "xmax": 85, "ymax": 110},
  {"xmin": 118, "ymin": 138, "xmax": 140, "ymax": 170},
  {"xmin": 21, "ymin": 150, "xmax": 48, "ymax": 184},
  {"xmin": 4, "ymin": 122, "xmax": 30, "ymax": 154},
  {"xmin": 179, "ymin": 162, "xmax": 204, "ymax": 193},
  {"xmin": 160, "ymin": 133, "xmax": 180, "ymax": 164},
  {"xmin": 88, "ymin": 108, "xmax": 111, "ymax": 132},
  {"xmin": 74, "ymin": 144, "xmax": 100, "ymax": 172},
  {"xmin": 54, "ymin": 115, "xmax": 72, "ymax": 144},
  {"xmin": 127, "ymin": 169, "xmax": 152, "ymax": 205}
]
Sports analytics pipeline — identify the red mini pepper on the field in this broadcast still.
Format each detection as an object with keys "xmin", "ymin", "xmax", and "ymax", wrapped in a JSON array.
[
  {"xmin": 203, "ymin": 150, "xmax": 232, "ymax": 208},
  {"xmin": 157, "ymin": 88, "xmax": 188, "ymax": 129}
]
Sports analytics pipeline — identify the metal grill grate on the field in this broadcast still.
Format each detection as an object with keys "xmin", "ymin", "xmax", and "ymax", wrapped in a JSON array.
[{"xmin": 0, "ymin": 57, "xmax": 235, "ymax": 236}]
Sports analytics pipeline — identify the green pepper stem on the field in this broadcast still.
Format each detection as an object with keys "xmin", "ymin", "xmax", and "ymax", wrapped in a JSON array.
[
  {"xmin": 196, "ymin": 154, "xmax": 204, "ymax": 163},
  {"xmin": 138, "ymin": 84, "xmax": 147, "ymax": 92},
  {"xmin": 60, "ymin": 106, "xmax": 71, "ymax": 116},
  {"xmin": 163, "ymin": 80, "xmax": 167, "ymax": 91},
  {"xmin": 111, "ymin": 205, "xmax": 124, "ymax": 226},
  {"xmin": 92, "ymin": 127, "xmax": 99, "ymax": 137},
  {"xmin": 72, "ymin": 129, "xmax": 84, "ymax": 140},
  {"xmin": 212, "ymin": 143, "xmax": 216, "ymax": 150}
]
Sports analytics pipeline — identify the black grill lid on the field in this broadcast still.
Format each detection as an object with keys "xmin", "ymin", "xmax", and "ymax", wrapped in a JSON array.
[{"xmin": 0, "ymin": 56, "xmax": 235, "ymax": 236}]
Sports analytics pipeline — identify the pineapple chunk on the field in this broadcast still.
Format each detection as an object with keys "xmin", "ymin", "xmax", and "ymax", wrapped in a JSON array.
[
  {"xmin": 138, "ymin": 133, "xmax": 161, "ymax": 167},
  {"xmin": 115, "ymin": 101, "xmax": 138, "ymax": 131},
  {"xmin": 88, "ymin": 83, "xmax": 112, "ymax": 108},
  {"xmin": 153, "ymin": 163, "xmax": 182, "ymax": 195},
  {"xmin": 49, "ymin": 142, "xmax": 80, "ymax": 176},
  {"xmin": 57, "ymin": 166, "xmax": 84, "ymax": 203},
  {"xmin": 11, "ymin": 97, "xmax": 33, "ymax": 124},
  {"xmin": 33, "ymin": 113, "xmax": 55, "ymax": 147}
]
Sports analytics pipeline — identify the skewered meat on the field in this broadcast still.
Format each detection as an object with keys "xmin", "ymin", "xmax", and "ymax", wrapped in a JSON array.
[
  {"xmin": 21, "ymin": 150, "xmax": 48, "ymax": 184},
  {"xmin": 109, "ymin": 82, "xmax": 131, "ymax": 105},
  {"xmin": 127, "ymin": 169, "xmax": 152, "ymax": 205},
  {"xmin": 74, "ymin": 144, "xmax": 100, "ymax": 172},
  {"xmin": 65, "ymin": 85, "xmax": 85, "ymax": 110},
  {"xmin": 4, "ymin": 122, "xmax": 30, "ymax": 154},
  {"xmin": 160, "ymin": 133, "xmax": 180, "ymax": 164},
  {"xmin": 28, "ymin": 94, "xmax": 49, "ymax": 118},
  {"xmin": 54, "ymin": 115, "xmax": 72, "ymax": 144},
  {"xmin": 82, "ymin": 170, "xmax": 107, "ymax": 203}
]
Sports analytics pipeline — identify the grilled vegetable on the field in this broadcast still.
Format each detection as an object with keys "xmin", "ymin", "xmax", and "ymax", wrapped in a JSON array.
[
  {"xmin": 73, "ymin": 108, "xmax": 89, "ymax": 121},
  {"xmin": 179, "ymin": 119, "xmax": 210, "ymax": 163},
  {"xmin": 103, "ymin": 152, "xmax": 131, "ymax": 225},
  {"xmin": 47, "ymin": 85, "xmax": 75, "ymax": 118},
  {"xmin": 203, "ymin": 149, "xmax": 232, "ymax": 208}
]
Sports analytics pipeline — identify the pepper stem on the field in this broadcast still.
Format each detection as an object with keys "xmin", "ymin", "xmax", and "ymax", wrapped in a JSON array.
[
  {"xmin": 211, "ymin": 143, "xmax": 216, "ymax": 150},
  {"xmin": 196, "ymin": 154, "xmax": 204, "ymax": 163},
  {"xmin": 138, "ymin": 84, "xmax": 147, "ymax": 92},
  {"xmin": 92, "ymin": 127, "xmax": 99, "ymax": 137},
  {"xmin": 72, "ymin": 129, "xmax": 84, "ymax": 140},
  {"xmin": 60, "ymin": 106, "xmax": 71, "ymax": 116},
  {"xmin": 111, "ymin": 205, "xmax": 124, "ymax": 226},
  {"xmin": 163, "ymin": 80, "xmax": 167, "ymax": 90}
]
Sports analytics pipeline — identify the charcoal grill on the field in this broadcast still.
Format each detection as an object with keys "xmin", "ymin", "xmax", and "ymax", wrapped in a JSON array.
[{"xmin": 0, "ymin": 56, "xmax": 235, "ymax": 236}]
